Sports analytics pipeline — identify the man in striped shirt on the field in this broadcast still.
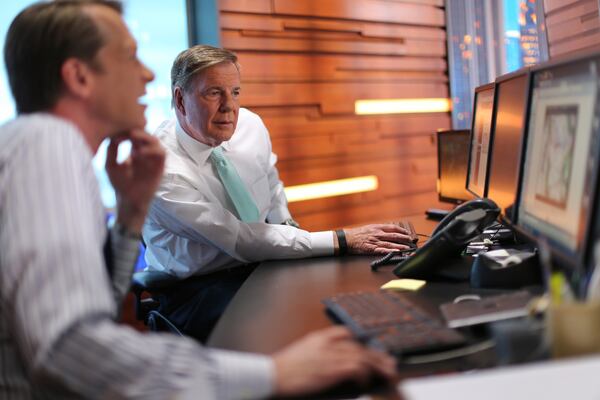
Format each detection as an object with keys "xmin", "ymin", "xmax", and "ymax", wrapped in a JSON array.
[{"xmin": 0, "ymin": 1, "xmax": 395, "ymax": 399}]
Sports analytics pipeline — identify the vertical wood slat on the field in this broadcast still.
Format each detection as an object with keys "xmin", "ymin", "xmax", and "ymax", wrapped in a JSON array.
[{"xmin": 219, "ymin": 0, "xmax": 450, "ymax": 230}]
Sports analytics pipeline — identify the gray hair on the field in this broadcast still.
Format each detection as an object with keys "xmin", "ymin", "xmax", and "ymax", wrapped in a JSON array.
[{"xmin": 171, "ymin": 45, "xmax": 239, "ymax": 106}]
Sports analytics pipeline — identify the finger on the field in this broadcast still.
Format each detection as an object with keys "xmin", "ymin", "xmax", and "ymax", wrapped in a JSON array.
[
  {"xmin": 384, "ymin": 222, "xmax": 409, "ymax": 235},
  {"xmin": 325, "ymin": 351, "xmax": 373, "ymax": 385},
  {"xmin": 363, "ymin": 350, "xmax": 397, "ymax": 380},
  {"xmin": 131, "ymin": 145, "xmax": 165, "ymax": 163},
  {"xmin": 105, "ymin": 138, "xmax": 122, "ymax": 169},
  {"xmin": 373, "ymin": 242, "xmax": 412, "ymax": 253},
  {"xmin": 328, "ymin": 344, "xmax": 395, "ymax": 380},
  {"xmin": 378, "ymin": 223, "xmax": 409, "ymax": 233},
  {"xmin": 130, "ymin": 138, "xmax": 166, "ymax": 162},
  {"xmin": 327, "ymin": 338, "xmax": 367, "ymax": 354},
  {"xmin": 314, "ymin": 325, "xmax": 354, "ymax": 342},
  {"xmin": 127, "ymin": 128, "xmax": 152, "ymax": 141},
  {"xmin": 375, "ymin": 232, "xmax": 412, "ymax": 243}
]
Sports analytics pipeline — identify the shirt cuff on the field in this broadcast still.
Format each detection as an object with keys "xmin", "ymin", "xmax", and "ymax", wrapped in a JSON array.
[
  {"xmin": 110, "ymin": 224, "xmax": 141, "ymax": 257},
  {"xmin": 205, "ymin": 349, "xmax": 275, "ymax": 400},
  {"xmin": 310, "ymin": 231, "xmax": 335, "ymax": 256},
  {"xmin": 109, "ymin": 224, "xmax": 141, "ymax": 304}
]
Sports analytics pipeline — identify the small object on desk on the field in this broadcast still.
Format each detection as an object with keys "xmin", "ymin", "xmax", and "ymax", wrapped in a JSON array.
[
  {"xmin": 439, "ymin": 290, "xmax": 535, "ymax": 328},
  {"xmin": 425, "ymin": 208, "xmax": 449, "ymax": 220},
  {"xmin": 465, "ymin": 243, "xmax": 489, "ymax": 255},
  {"xmin": 381, "ymin": 279, "xmax": 426, "ymax": 291},
  {"xmin": 482, "ymin": 227, "xmax": 512, "ymax": 235},
  {"xmin": 470, "ymin": 248, "xmax": 541, "ymax": 289}
]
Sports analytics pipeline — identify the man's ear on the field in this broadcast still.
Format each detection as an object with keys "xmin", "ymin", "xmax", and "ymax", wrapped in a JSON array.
[
  {"xmin": 174, "ymin": 86, "xmax": 186, "ymax": 116},
  {"xmin": 60, "ymin": 58, "xmax": 95, "ymax": 99}
]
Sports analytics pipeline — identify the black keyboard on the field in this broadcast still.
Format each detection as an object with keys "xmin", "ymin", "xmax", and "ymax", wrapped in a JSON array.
[{"xmin": 323, "ymin": 290, "xmax": 467, "ymax": 356}]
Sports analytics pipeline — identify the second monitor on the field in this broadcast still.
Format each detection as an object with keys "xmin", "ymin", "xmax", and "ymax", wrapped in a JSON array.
[
  {"xmin": 485, "ymin": 68, "xmax": 530, "ymax": 222},
  {"xmin": 466, "ymin": 83, "xmax": 496, "ymax": 198}
]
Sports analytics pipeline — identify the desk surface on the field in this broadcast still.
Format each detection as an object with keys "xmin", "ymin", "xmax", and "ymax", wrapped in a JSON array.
[
  {"xmin": 208, "ymin": 215, "xmax": 442, "ymax": 353},
  {"xmin": 207, "ymin": 215, "xmax": 505, "ymax": 398}
]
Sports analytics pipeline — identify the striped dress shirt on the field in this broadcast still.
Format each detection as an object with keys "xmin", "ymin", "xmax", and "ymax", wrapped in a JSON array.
[{"xmin": 0, "ymin": 113, "xmax": 273, "ymax": 399}]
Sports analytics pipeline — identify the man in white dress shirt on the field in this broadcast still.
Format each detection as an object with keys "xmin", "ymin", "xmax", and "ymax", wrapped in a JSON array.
[
  {"xmin": 143, "ymin": 45, "xmax": 414, "ymax": 340},
  {"xmin": 0, "ymin": 2, "xmax": 395, "ymax": 398}
]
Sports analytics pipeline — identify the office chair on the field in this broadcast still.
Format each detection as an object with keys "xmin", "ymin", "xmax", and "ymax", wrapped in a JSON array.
[
  {"xmin": 129, "ymin": 237, "xmax": 185, "ymax": 338},
  {"xmin": 131, "ymin": 242, "xmax": 257, "ymax": 341},
  {"xmin": 131, "ymin": 270, "xmax": 183, "ymax": 335}
]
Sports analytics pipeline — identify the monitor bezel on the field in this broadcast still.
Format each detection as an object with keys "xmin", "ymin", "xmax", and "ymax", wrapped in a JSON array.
[
  {"xmin": 484, "ymin": 67, "xmax": 531, "ymax": 224},
  {"xmin": 466, "ymin": 82, "xmax": 496, "ymax": 199},
  {"xmin": 436, "ymin": 129, "xmax": 472, "ymax": 205},
  {"xmin": 511, "ymin": 50, "xmax": 600, "ymax": 276}
]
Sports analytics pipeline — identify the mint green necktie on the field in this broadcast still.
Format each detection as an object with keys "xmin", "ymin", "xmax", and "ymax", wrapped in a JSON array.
[{"xmin": 209, "ymin": 146, "xmax": 260, "ymax": 222}]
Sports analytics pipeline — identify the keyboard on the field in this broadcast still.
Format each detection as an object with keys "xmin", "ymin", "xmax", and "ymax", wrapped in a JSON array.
[
  {"xmin": 399, "ymin": 219, "xmax": 418, "ymax": 243},
  {"xmin": 323, "ymin": 290, "xmax": 467, "ymax": 356}
]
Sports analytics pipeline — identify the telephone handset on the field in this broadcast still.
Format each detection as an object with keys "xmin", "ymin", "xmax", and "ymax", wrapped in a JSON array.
[
  {"xmin": 393, "ymin": 198, "xmax": 500, "ymax": 281},
  {"xmin": 431, "ymin": 198, "xmax": 500, "ymax": 238}
]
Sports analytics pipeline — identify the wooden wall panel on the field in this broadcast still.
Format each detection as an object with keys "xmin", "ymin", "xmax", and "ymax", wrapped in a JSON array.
[
  {"xmin": 544, "ymin": 0, "xmax": 600, "ymax": 58},
  {"xmin": 222, "ymin": 30, "xmax": 447, "ymax": 57},
  {"xmin": 241, "ymin": 81, "xmax": 448, "ymax": 114},
  {"xmin": 544, "ymin": 0, "xmax": 582, "ymax": 14},
  {"xmin": 271, "ymin": 0, "xmax": 445, "ymax": 27},
  {"xmin": 220, "ymin": 0, "xmax": 272, "ymax": 14},
  {"xmin": 219, "ymin": 0, "xmax": 450, "ymax": 230},
  {"xmin": 298, "ymin": 192, "xmax": 442, "ymax": 231},
  {"xmin": 221, "ymin": 13, "xmax": 447, "ymax": 40},
  {"xmin": 236, "ymin": 53, "xmax": 447, "ymax": 83}
]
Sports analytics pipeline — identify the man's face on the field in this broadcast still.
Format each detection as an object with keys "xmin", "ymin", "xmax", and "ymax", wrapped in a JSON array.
[
  {"xmin": 86, "ymin": 6, "xmax": 154, "ymax": 136},
  {"xmin": 176, "ymin": 62, "xmax": 241, "ymax": 147}
]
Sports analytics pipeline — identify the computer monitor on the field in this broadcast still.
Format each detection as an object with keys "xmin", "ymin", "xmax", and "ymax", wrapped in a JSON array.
[
  {"xmin": 515, "ymin": 52, "xmax": 600, "ymax": 275},
  {"xmin": 437, "ymin": 129, "xmax": 475, "ymax": 204},
  {"xmin": 466, "ymin": 83, "xmax": 496, "ymax": 198},
  {"xmin": 485, "ymin": 69, "xmax": 530, "ymax": 222}
]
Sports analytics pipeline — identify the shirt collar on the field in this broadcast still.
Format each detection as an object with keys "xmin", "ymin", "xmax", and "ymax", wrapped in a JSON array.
[{"xmin": 175, "ymin": 120, "xmax": 233, "ymax": 165}]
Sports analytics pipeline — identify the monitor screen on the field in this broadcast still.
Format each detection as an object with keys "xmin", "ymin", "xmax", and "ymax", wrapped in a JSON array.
[
  {"xmin": 437, "ymin": 130, "xmax": 474, "ymax": 204},
  {"xmin": 516, "ymin": 55, "xmax": 600, "ymax": 268},
  {"xmin": 467, "ymin": 84, "xmax": 495, "ymax": 198},
  {"xmin": 486, "ymin": 71, "xmax": 529, "ymax": 221}
]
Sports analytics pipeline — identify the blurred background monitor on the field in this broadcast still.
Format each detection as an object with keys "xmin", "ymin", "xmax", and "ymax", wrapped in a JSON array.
[
  {"xmin": 485, "ymin": 68, "xmax": 530, "ymax": 222},
  {"xmin": 466, "ymin": 83, "xmax": 496, "ymax": 198},
  {"xmin": 515, "ymin": 52, "xmax": 600, "ymax": 279},
  {"xmin": 436, "ymin": 129, "xmax": 475, "ymax": 204}
]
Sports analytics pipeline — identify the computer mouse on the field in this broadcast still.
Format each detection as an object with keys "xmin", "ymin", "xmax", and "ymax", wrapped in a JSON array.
[{"xmin": 470, "ymin": 248, "xmax": 542, "ymax": 289}]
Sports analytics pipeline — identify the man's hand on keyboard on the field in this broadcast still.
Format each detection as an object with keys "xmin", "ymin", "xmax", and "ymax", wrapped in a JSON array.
[
  {"xmin": 272, "ymin": 326, "xmax": 396, "ymax": 397},
  {"xmin": 345, "ymin": 223, "xmax": 413, "ymax": 254}
]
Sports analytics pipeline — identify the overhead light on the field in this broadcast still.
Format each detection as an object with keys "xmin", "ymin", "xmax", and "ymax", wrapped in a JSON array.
[
  {"xmin": 355, "ymin": 98, "xmax": 451, "ymax": 115},
  {"xmin": 285, "ymin": 175, "xmax": 379, "ymax": 203}
]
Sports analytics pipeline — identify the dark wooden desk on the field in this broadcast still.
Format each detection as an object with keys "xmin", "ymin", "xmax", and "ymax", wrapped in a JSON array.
[
  {"xmin": 208, "ymin": 215, "xmax": 441, "ymax": 352},
  {"xmin": 207, "ymin": 215, "xmax": 502, "ymax": 398}
]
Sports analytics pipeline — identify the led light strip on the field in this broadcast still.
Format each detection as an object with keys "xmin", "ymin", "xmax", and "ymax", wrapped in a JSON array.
[
  {"xmin": 355, "ymin": 98, "xmax": 451, "ymax": 115},
  {"xmin": 285, "ymin": 175, "xmax": 379, "ymax": 203}
]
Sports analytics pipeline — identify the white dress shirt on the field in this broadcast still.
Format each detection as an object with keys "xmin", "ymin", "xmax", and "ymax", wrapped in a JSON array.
[
  {"xmin": 0, "ymin": 113, "xmax": 273, "ymax": 399},
  {"xmin": 143, "ymin": 108, "xmax": 333, "ymax": 278}
]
